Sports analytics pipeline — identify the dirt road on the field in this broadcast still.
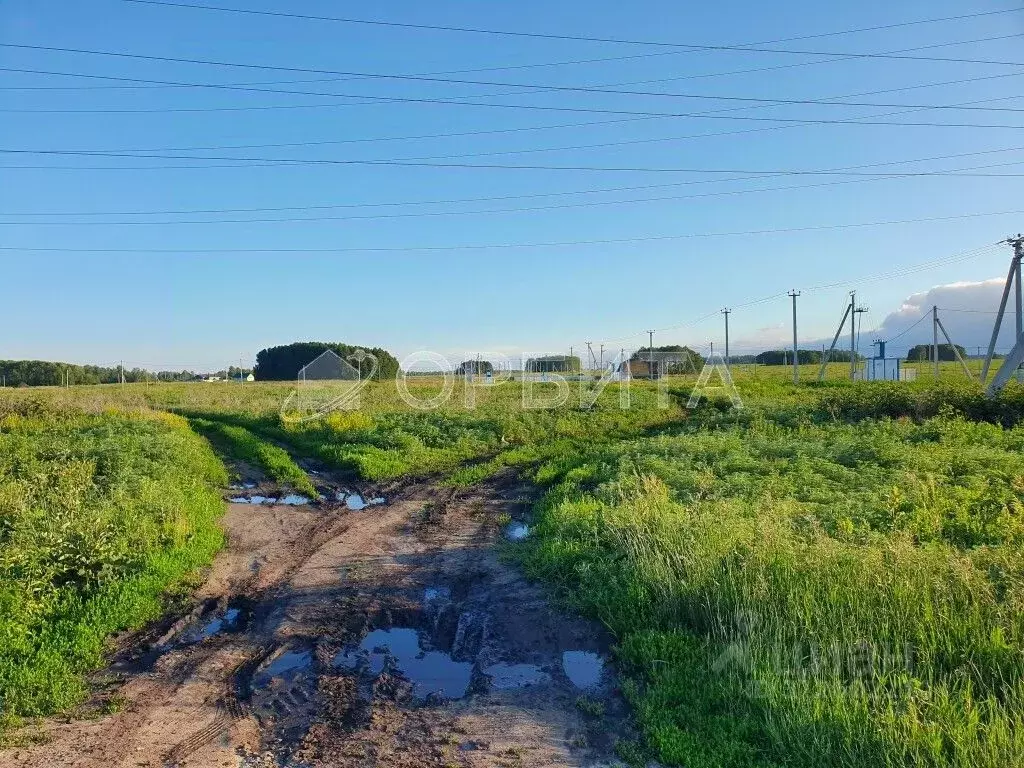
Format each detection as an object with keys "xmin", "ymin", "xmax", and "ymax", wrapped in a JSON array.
[{"xmin": 0, "ymin": 470, "xmax": 630, "ymax": 768}]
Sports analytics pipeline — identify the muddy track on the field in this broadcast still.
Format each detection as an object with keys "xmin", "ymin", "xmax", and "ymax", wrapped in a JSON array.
[{"xmin": 0, "ymin": 471, "xmax": 632, "ymax": 768}]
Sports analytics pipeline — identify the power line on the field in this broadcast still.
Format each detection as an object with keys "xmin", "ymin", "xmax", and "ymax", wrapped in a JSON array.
[
  {"xmin": 6, "ymin": 38, "xmax": 1024, "ymax": 116},
  {"xmin": 600, "ymin": 242, "xmax": 1003, "ymax": 345},
  {"xmin": 10, "ymin": 143, "xmax": 1024, "ymax": 175},
  {"xmin": 119, "ymin": 0, "xmax": 1023, "ymax": 54},
  {"xmin": 884, "ymin": 313, "xmax": 931, "ymax": 344},
  {"xmin": 3, "ymin": 159, "xmax": 1022, "ymax": 224},
  {"xmin": 4, "ymin": 69, "xmax": 1022, "ymax": 157},
  {"xmin": 8, "ymin": 145, "xmax": 1023, "ymax": 218},
  {"xmin": 5, "ymin": 40, "xmax": 1024, "ymax": 113},
  {"xmin": 2, "ymin": 208, "xmax": 1021, "ymax": 254},
  {"xmin": 6, "ymin": 32, "xmax": 1018, "ymax": 104}
]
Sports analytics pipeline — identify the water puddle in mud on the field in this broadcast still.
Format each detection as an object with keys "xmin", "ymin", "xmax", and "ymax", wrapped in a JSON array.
[
  {"xmin": 424, "ymin": 587, "xmax": 451, "ymax": 603},
  {"xmin": 562, "ymin": 651, "xmax": 604, "ymax": 690},
  {"xmin": 197, "ymin": 607, "xmax": 241, "ymax": 640},
  {"xmin": 229, "ymin": 482, "xmax": 258, "ymax": 490},
  {"xmin": 229, "ymin": 494, "xmax": 312, "ymax": 506},
  {"xmin": 333, "ymin": 628, "xmax": 473, "ymax": 700},
  {"xmin": 171, "ymin": 602, "xmax": 247, "ymax": 647},
  {"xmin": 255, "ymin": 649, "xmax": 314, "ymax": 689},
  {"xmin": 483, "ymin": 662, "xmax": 550, "ymax": 691},
  {"xmin": 505, "ymin": 522, "xmax": 530, "ymax": 541},
  {"xmin": 344, "ymin": 493, "xmax": 385, "ymax": 511}
]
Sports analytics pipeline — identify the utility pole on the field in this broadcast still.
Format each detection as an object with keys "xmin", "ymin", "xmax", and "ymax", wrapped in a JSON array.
[
  {"xmin": 983, "ymin": 236, "xmax": 1024, "ymax": 387},
  {"xmin": 721, "ymin": 308, "xmax": 731, "ymax": 369},
  {"xmin": 788, "ymin": 290, "xmax": 800, "ymax": 384},
  {"xmin": 585, "ymin": 342, "xmax": 594, "ymax": 371},
  {"xmin": 599, "ymin": 344, "xmax": 604, "ymax": 371},
  {"xmin": 853, "ymin": 301, "xmax": 868, "ymax": 381},
  {"xmin": 647, "ymin": 330, "xmax": 655, "ymax": 380},
  {"xmin": 1016, "ymin": 238, "xmax": 1024, "ymax": 383},
  {"xmin": 933, "ymin": 305, "xmax": 940, "ymax": 379},
  {"xmin": 120, "ymin": 360, "xmax": 124, "ymax": 387}
]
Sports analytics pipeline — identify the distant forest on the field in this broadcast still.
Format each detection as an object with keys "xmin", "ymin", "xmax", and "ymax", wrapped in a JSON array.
[
  {"xmin": 0, "ymin": 360, "xmax": 249, "ymax": 387},
  {"xmin": 253, "ymin": 342, "xmax": 399, "ymax": 381}
]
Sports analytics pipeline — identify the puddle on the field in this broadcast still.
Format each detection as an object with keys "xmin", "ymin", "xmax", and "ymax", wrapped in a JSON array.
[
  {"xmin": 230, "ymin": 494, "xmax": 312, "ymax": 506},
  {"xmin": 197, "ymin": 607, "xmax": 241, "ymax": 640},
  {"xmin": 346, "ymin": 494, "xmax": 386, "ymax": 511},
  {"xmin": 562, "ymin": 651, "xmax": 604, "ymax": 690},
  {"xmin": 505, "ymin": 522, "xmax": 530, "ymax": 541},
  {"xmin": 424, "ymin": 587, "xmax": 451, "ymax": 603},
  {"xmin": 483, "ymin": 663, "xmax": 550, "ymax": 691},
  {"xmin": 230, "ymin": 495, "xmax": 278, "ymax": 505},
  {"xmin": 333, "ymin": 627, "xmax": 473, "ymax": 700},
  {"xmin": 228, "ymin": 482, "xmax": 258, "ymax": 491},
  {"xmin": 255, "ymin": 649, "xmax": 314, "ymax": 689}
]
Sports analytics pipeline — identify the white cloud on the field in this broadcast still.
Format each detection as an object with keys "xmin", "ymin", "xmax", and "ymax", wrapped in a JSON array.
[{"xmin": 874, "ymin": 278, "xmax": 1014, "ymax": 356}]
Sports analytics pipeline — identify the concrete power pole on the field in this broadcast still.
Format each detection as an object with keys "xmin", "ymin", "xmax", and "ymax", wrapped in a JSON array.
[
  {"xmin": 647, "ymin": 330, "xmax": 655, "ymax": 380},
  {"xmin": 721, "ymin": 308, "xmax": 731, "ymax": 369},
  {"xmin": 933, "ymin": 305, "xmax": 940, "ymax": 379},
  {"xmin": 983, "ymin": 236, "xmax": 1024, "ymax": 391},
  {"xmin": 788, "ymin": 290, "xmax": 800, "ymax": 384}
]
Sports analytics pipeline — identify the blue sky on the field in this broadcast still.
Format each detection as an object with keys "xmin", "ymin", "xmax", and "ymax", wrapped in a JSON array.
[{"xmin": 1, "ymin": 0, "xmax": 1023, "ymax": 370}]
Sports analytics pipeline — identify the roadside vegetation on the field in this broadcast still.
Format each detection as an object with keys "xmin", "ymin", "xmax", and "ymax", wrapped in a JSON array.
[
  {"xmin": 521, "ymin": 382, "xmax": 1024, "ymax": 767},
  {"xmin": 0, "ymin": 398, "xmax": 226, "ymax": 733},
  {"xmin": 188, "ymin": 417, "xmax": 316, "ymax": 496},
  {"xmin": 3, "ymin": 371, "xmax": 1023, "ymax": 767}
]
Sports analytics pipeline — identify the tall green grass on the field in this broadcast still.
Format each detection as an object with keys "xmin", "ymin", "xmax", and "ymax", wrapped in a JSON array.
[
  {"xmin": 189, "ymin": 417, "xmax": 316, "ymax": 496},
  {"xmin": 521, "ymin": 388, "xmax": 1024, "ymax": 767},
  {"xmin": 0, "ymin": 401, "xmax": 227, "ymax": 730}
]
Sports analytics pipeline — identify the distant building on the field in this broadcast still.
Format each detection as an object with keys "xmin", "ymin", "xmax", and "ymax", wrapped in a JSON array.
[
  {"xmin": 525, "ymin": 355, "xmax": 581, "ymax": 374},
  {"xmin": 624, "ymin": 348, "xmax": 702, "ymax": 378}
]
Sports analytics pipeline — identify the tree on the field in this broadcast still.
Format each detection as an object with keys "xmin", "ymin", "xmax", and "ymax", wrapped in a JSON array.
[
  {"xmin": 253, "ymin": 342, "xmax": 399, "ymax": 381},
  {"xmin": 906, "ymin": 343, "xmax": 966, "ymax": 362},
  {"xmin": 456, "ymin": 360, "xmax": 493, "ymax": 375},
  {"xmin": 755, "ymin": 349, "xmax": 822, "ymax": 365}
]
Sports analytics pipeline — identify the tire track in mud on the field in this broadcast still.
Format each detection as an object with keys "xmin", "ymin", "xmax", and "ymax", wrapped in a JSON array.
[{"xmin": 160, "ymin": 508, "xmax": 357, "ymax": 766}]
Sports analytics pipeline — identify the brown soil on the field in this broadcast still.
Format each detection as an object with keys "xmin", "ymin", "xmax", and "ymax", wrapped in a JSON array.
[{"xmin": 0, "ymin": 471, "xmax": 631, "ymax": 768}]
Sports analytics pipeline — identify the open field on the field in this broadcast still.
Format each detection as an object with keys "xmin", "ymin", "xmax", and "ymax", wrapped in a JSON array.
[{"xmin": 1, "ymin": 374, "xmax": 1023, "ymax": 766}]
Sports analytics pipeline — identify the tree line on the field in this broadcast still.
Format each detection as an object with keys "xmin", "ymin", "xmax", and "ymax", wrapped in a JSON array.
[
  {"xmin": 253, "ymin": 342, "xmax": 399, "ymax": 381},
  {"xmin": 0, "ymin": 361, "xmax": 255, "ymax": 387}
]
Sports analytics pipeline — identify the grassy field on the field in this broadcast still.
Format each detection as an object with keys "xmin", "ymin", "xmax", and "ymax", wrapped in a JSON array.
[
  {"xmin": 2, "ymin": 369, "xmax": 1023, "ymax": 766},
  {"xmin": 0, "ymin": 397, "xmax": 226, "ymax": 732}
]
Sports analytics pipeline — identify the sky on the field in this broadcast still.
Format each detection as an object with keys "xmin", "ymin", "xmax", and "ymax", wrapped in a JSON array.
[{"xmin": 1, "ymin": 0, "xmax": 1024, "ymax": 371}]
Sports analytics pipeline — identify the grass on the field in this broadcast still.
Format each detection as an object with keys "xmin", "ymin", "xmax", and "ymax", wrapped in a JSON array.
[
  {"xmin": 0, "ymin": 397, "xmax": 227, "ymax": 732},
  {"xmin": 518, "ymin": 380, "xmax": 1024, "ymax": 767},
  {"xmin": 3, "ymin": 373, "xmax": 1024, "ymax": 767},
  {"xmin": 188, "ymin": 417, "xmax": 316, "ymax": 496}
]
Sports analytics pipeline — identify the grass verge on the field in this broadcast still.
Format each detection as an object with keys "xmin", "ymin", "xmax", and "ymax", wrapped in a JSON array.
[{"xmin": 0, "ymin": 401, "xmax": 227, "ymax": 735}]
